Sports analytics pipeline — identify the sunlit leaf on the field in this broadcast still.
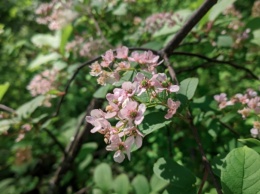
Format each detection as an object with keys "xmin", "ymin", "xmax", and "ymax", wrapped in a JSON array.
[{"xmin": 221, "ymin": 146, "xmax": 260, "ymax": 194}]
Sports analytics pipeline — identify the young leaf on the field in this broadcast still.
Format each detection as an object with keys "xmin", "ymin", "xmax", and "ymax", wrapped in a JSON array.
[
  {"xmin": 60, "ymin": 25, "xmax": 73, "ymax": 55},
  {"xmin": 93, "ymin": 85, "xmax": 112, "ymax": 99},
  {"xmin": 0, "ymin": 82, "xmax": 10, "ymax": 101},
  {"xmin": 138, "ymin": 112, "xmax": 172, "ymax": 136},
  {"xmin": 113, "ymin": 174, "xmax": 130, "ymax": 194},
  {"xmin": 94, "ymin": 163, "xmax": 113, "ymax": 192},
  {"xmin": 132, "ymin": 174, "xmax": 150, "ymax": 194},
  {"xmin": 153, "ymin": 158, "xmax": 196, "ymax": 194},
  {"xmin": 178, "ymin": 78, "xmax": 199, "ymax": 100},
  {"xmin": 221, "ymin": 146, "xmax": 260, "ymax": 194}
]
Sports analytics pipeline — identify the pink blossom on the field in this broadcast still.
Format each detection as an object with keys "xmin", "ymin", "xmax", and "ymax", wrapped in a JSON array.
[
  {"xmin": 105, "ymin": 103, "xmax": 119, "ymax": 119},
  {"xmin": 120, "ymin": 127, "xmax": 143, "ymax": 149},
  {"xmin": 106, "ymin": 134, "xmax": 132, "ymax": 163},
  {"xmin": 247, "ymin": 97, "xmax": 260, "ymax": 113},
  {"xmin": 102, "ymin": 49, "xmax": 114, "ymax": 64},
  {"xmin": 122, "ymin": 81, "xmax": 138, "ymax": 97},
  {"xmin": 165, "ymin": 98, "xmax": 180, "ymax": 119},
  {"xmin": 237, "ymin": 108, "xmax": 251, "ymax": 119},
  {"xmin": 106, "ymin": 88, "xmax": 127, "ymax": 106},
  {"xmin": 119, "ymin": 101, "xmax": 146, "ymax": 125},
  {"xmin": 150, "ymin": 73, "xmax": 179, "ymax": 92},
  {"xmin": 128, "ymin": 51, "xmax": 159, "ymax": 65},
  {"xmin": 250, "ymin": 128, "xmax": 260, "ymax": 138},
  {"xmin": 97, "ymin": 71, "xmax": 119, "ymax": 85},
  {"xmin": 86, "ymin": 109, "xmax": 110, "ymax": 133},
  {"xmin": 134, "ymin": 73, "xmax": 151, "ymax": 96},
  {"xmin": 115, "ymin": 61, "xmax": 131, "ymax": 71},
  {"xmin": 90, "ymin": 61, "xmax": 102, "ymax": 76},
  {"xmin": 214, "ymin": 93, "xmax": 227, "ymax": 103},
  {"xmin": 116, "ymin": 46, "xmax": 129, "ymax": 59}
]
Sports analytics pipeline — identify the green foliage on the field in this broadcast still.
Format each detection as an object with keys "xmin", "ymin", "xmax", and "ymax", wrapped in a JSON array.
[
  {"xmin": 153, "ymin": 157, "xmax": 197, "ymax": 194},
  {"xmin": 0, "ymin": 0, "xmax": 259, "ymax": 193},
  {"xmin": 221, "ymin": 146, "xmax": 260, "ymax": 194}
]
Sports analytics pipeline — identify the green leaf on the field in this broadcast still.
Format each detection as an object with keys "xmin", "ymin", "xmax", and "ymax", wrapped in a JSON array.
[
  {"xmin": 93, "ymin": 85, "xmax": 112, "ymax": 99},
  {"xmin": 251, "ymin": 29, "xmax": 260, "ymax": 46},
  {"xmin": 16, "ymin": 95, "xmax": 45, "ymax": 118},
  {"xmin": 139, "ymin": 112, "xmax": 172, "ymax": 136},
  {"xmin": 150, "ymin": 174, "xmax": 169, "ymax": 193},
  {"xmin": 113, "ymin": 3, "xmax": 127, "ymax": 15},
  {"xmin": 238, "ymin": 138, "xmax": 260, "ymax": 154},
  {"xmin": 153, "ymin": 25, "xmax": 180, "ymax": 38},
  {"xmin": 132, "ymin": 175, "xmax": 150, "ymax": 194},
  {"xmin": 114, "ymin": 70, "xmax": 136, "ymax": 87},
  {"xmin": 0, "ymin": 119, "xmax": 17, "ymax": 134},
  {"xmin": 0, "ymin": 82, "xmax": 10, "ymax": 101},
  {"xmin": 60, "ymin": 25, "xmax": 73, "ymax": 55},
  {"xmin": 209, "ymin": 0, "xmax": 237, "ymax": 21},
  {"xmin": 153, "ymin": 158, "xmax": 196, "ymax": 194},
  {"xmin": 217, "ymin": 35, "xmax": 233, "ymax": 47},
  {"xmin": 29, "ymin": 53, "xmax": 61, "ymax": 70},
  {"xmin": 221, "ymin": 146, "xmax": 260, "ymax": 194},
  {"xmin": 94, "ymin": 163, "xmax": 113, "ymax": 192},
  {"xmin": 113, "ymin": 174, "xmax": 130, "ymax": 194},
  {"xmin": 178, "ymin": 78, "xmax": 199, "ymax": 100},
  {"xmin": 31, "ymin": 32, "xmax": 60, "ymax": 49}
]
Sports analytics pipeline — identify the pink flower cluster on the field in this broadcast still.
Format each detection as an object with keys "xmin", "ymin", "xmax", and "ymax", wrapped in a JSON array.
[
  {"xmin": 66, "ymin": 36, "xmax": 104, "ymax": 58},
  {"xmin": 214, "ymin": 88, "xmax": 260, "ymax": 138},
  {"xmin": 144, "ymin": 12, "xmax": 183, "ymax": 33},
  {"xmin": 27, "ymin": 69, "xmax": 58, "ymax": 107},
  {"xmin": 89, "ymin": 46, "xmax": 162, "ymax": 85},
  {"xmin": 35, "ymin": 0, "xmax": 77, "ymax": 30},
  {"xmin": 87, "ymin": 47, "xmax": 181, "ymax": 162}
]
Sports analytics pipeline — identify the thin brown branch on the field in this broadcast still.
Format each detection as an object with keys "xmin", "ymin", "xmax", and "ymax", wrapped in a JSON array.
[
  {"xmin": 198, "ymin": 167, "xmax": 209, "ymax": 194},
  {"xmin": 161, "ymin": 0, "xmax": 218, "ymax": 55},
  {"xmin": 43, "ymin": 128, "xmax": 67, "ymax": 157},
  {"xmin": 187, "ymin": 109, "xmax": 223, "ymax": 194},
  {"xmin": 49, "ymin": 99, "xmax": 103, "ymax": 194},
  {"xmin": 0, "ymin": 104, "xmax": 16, "ymax": 114},
  {"xmin": 172, "ymin": 51, "xmax": 259, "ymax": 80},
  {"xmin": 162, "ymin": 53, "xmax": 178, "ymax": 84},
  {"xmin": 218, "ymin": 120, "xmax": 240, "ymax": 137}
]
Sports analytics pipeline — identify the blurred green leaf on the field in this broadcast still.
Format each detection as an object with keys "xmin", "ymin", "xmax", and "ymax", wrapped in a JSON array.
[
  {"xmin": 238, "ymin": 138, "xmax": 260, "ymax": 154},
  {"xmin": 113, "ymin": 174, "xmax": 130, "ymax": 194},
  {"xmin": 221, "ymin": 146, "xmax": 260, "ymax": 194},
  {"xmin": 153, "ymin": 158, "xmax": 196, "ymax": 194},
  {"xmin": 94, "ymin": 163, "xmax": 113, "ymax": 192},
  {"xmin": 60, "ymin": 25, "xmax": 73, "ymax": 55},
  {"xmin": 217, "ymin": 36, "xmax": 233, "ymax": 47},
  {"xmin": 251, "ymin": 29, "xmax": 260, "ymax": 46},
  {"xmin": 0, "ymin": 82, "xmax": 10, "ymax": 101},
  {"xmin": 16, "ymin": 95, "xmax": 45, "ymax": 118},
  {"xmin": 29, "ymin": 53, "xmax": 61, "ymax": 70},
  {"xmin": 113, "ymin": 3, "xmax": 127, "ymax": 15},
  {"xmin": 139, "ymin": 112, "xmax": 172, "ymax": 136},
  {"xmin": 178, "ymin": 78, "xmax": 199, "ymax": 100},
  {"xmin": 132, "ymin": 174, "xmax": 150, "ymax": 194},
  {"xmin": 150, "ymin": 174, "xmax": 169, "ymax": 193},
  {"xmin": 209, "ymin": 0, "xmax": 236, "ymax": 21},
  {"xmin": 31, "ymin": 32, "xmax": 60, "ymax": 49},
  {"xmin": 93, "ymin": 85, "xmax": 112, "ymax": 98}
]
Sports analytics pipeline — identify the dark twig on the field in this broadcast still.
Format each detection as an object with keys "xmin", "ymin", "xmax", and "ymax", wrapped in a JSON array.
[
  {"xmin": 162, "ymin": 53, "xmax": 179, "ymax": 84},
  {"xmin": 49, "ymin": 99, "xmax": 103, "ymax": 194},
  {"xmin": 161, "ymin": 0, "xmax": 218, "ymax": 55},
  {"xmin": 43, "ymin": 128, "xmax": 67, "ymax": 157},
  {"xmin": 218, "ymin": 120, "xmax": 240, "ymax": 137},
  {"xmin": 172, "ymin": 52, "xmax": 259, "ymax": 80},
  {"xmin": 187, "ymin": 109, "xmax": 223, "ymax": 194},
  {"xmin": 0, "ymin": 104, "xmax": 16, "ymax": 114},
  {"xmin": 198, "ymin": 167, "xmax": 209, "ymax": 194}
]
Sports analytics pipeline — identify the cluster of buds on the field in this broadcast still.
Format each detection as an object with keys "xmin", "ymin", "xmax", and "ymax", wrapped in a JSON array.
[
  {"xmin": 27, "ymin": 68, "xmax": 58, "ymax": 107},
  {"xmin": 214, "ymin": 88, "xmax": 260, "ymax": 138},
  {"xmin": 144, "ymin": 12, "xmax": 183, "ymax": 33},
  {"xmin": 86, "ymin": 47, "xmax": 180, "ymax": 163},
  {"xmin": 35, "ymin": 0, "xmax": 77, "ymax": 30}
]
